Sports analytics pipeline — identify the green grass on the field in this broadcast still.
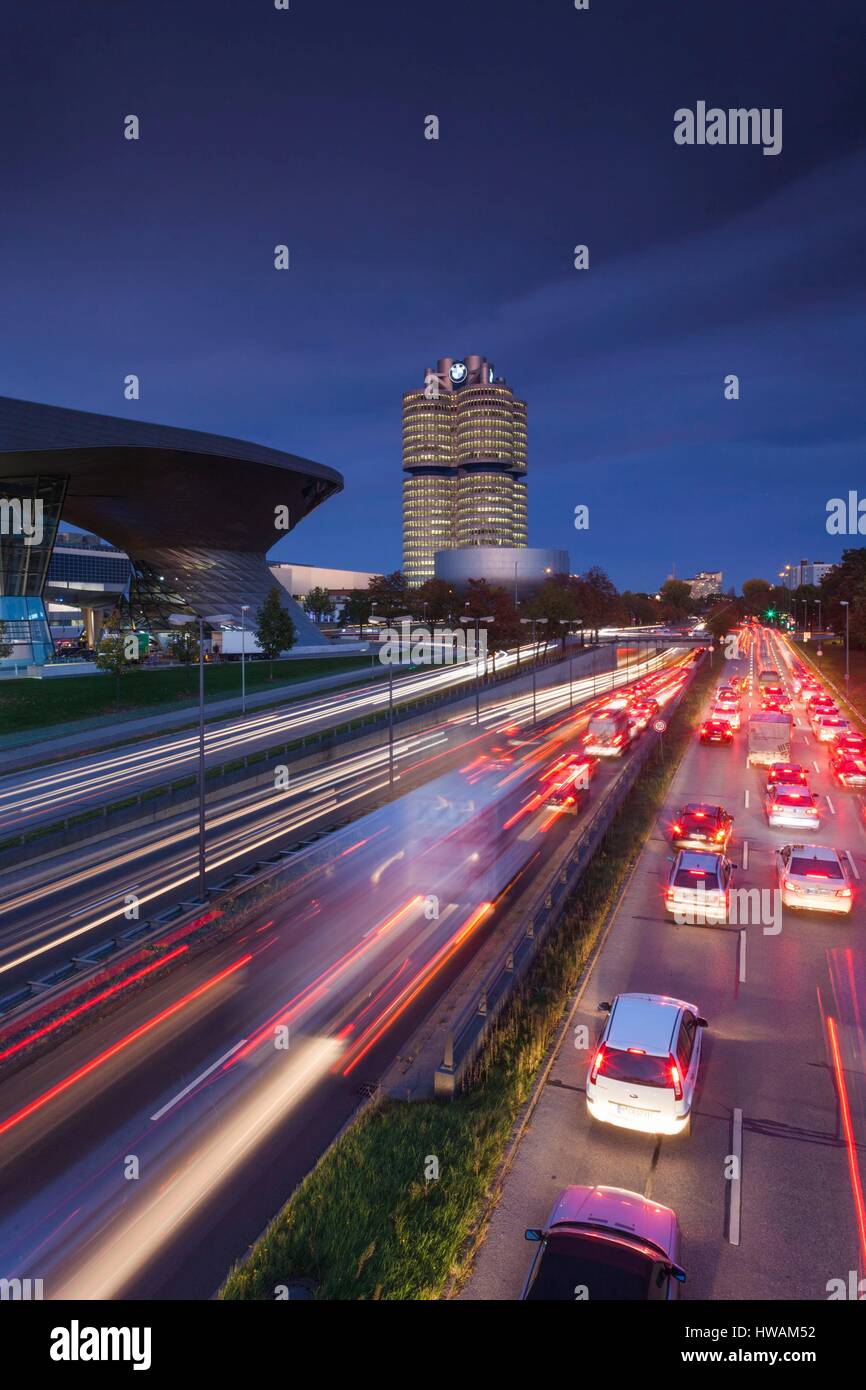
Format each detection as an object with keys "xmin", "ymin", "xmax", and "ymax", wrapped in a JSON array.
[
  {"xmin": 789, "ymin": 638, "xmax": 866, "ymax": 728},
  {"xmin": 220, "ymin": 653, "xmax": 716, "ymax": 1301},
  {"xmin": 0, "ymin": 656, "xmax": 373, "ymax": 734}
]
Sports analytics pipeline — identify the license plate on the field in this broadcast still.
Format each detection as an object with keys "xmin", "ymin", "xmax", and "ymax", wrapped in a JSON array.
[{"xmin": 613, "ymin": 1103, "xmax": 655, "ymax": 1116}]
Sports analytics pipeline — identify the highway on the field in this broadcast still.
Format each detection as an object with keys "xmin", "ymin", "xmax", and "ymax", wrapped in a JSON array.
[
  {"xmin": 0, "ymin": 648, "xmax": 682, "ymax": 996},
  {"xmin": 461, "ymin": 628, "xmax": 866, "ymax": 1300},
  {"xmin": 0, "ymin": 657, "xmax": 693, "ymax": 1298}
]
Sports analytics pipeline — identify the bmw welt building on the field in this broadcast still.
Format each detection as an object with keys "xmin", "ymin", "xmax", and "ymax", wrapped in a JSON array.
[{"xmin": 0, "ymin": 396, "xmax": 343, "ymax": 665}]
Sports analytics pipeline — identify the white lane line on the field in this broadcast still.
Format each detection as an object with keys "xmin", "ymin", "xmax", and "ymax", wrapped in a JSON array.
[
  {"xmin": 738, "ymin": 930, "xmax": 747, "ymax": 983},
  {"xmin": 825, "ymin": 794, "xmax": 836, "ymax": 815},
  {"xmin": 150, "ymin": 1038, "xmax": 247, "ymax": 1122},
  {"xmin": 729, "ymin": 1107, "xmax": 743, "ymax": 1246},
  {"xmin": 846, "ymin": 851, "xmax": 861, "ymax": 882},
  {"xmin": 742, "ymin": 839, "xmax": 749, "ymax": 870},
  {"xmin": 813, "ymin": 760, "xmax": 821, "ymax": 773},
  {"xmin": 744, "ymin": 789, "xmax": 750, "ymax": 809}
]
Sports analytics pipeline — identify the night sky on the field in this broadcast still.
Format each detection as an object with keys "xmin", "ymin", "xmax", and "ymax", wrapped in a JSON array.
[{"xmin": 2, "ymin": 1, "xmax": 865, "ymax": 591}]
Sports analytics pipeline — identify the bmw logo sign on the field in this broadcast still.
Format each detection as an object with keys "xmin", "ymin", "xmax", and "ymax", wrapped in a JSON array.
[{"xmin": 449, "ymin": 361, "xmax": 468, "ymax": 386}]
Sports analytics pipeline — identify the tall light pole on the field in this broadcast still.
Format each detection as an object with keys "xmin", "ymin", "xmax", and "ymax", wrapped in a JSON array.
[
  {"xmin": 460, "ymin": 615, "xmax": 494, "ymax": 724},
  {"xmin": 815, "ymin": 598, "xmax": 822, "ymax": 635},
  {"xmin": 840, "ymin": 601, "xmax": 850, "ymax": 686},
  {"xmin": 520, "ymin": 616, "xmax": 548, "ymax": 726},
  {"xmin": 170, "ymin": 611, "xmax": 232, "ymax": 900},
  {"xmin": 569, "ymin": 619, "xmax": 582, "ymax": 710},
  {"xmin": 380, "ymin": 613, "xmax": 410, "ymax": 785},
  {"xmin": 240, "ymin": 603, "xmax": 250, "ymax": 713}
]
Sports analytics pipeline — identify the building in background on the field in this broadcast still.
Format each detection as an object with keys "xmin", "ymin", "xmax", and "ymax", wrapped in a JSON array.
[
  {"xmin": 402, "ymin": 355, "xmax": 527, "ymax": 586},
  {"xmin": 45, "ymin": 531, "xmax": 131, "ymax": 648},
  {"xmin": 435, "ymin": 545, "xmax": 569, "ymax": 600},
  {"xmin": 0, "ymin": 395, "xmax": 342, "ymax": 665},
  {"xmin": 271, "ymin": 562, "xmax": 379, "ymax": 622},
  {"xmin": 685, "ymin": 570, "xmax": 723, "ymax": 601},
  {"xmin": 782, "ymin": 559, "xmax": 836, "ymax": 589}
]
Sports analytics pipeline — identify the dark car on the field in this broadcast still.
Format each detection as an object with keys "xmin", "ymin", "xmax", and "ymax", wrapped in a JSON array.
[
  {"xmin": 522, "ymin": 1185, "xmax": 685, "ymax": 1301},
  {"xmin": 671, "ymin": 803, "xmax": 733, "ymax": 851},
  {"xmin": 700, "ymin": 718, "xmax": 733, "ymax": 745}
]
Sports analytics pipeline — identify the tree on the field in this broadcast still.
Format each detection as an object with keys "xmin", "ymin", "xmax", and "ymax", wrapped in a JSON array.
[
  {"xmin": 367, "ymin": 571, "xmax": 411, "ymax": 623},
  {"xmin": 525, "ymin": 575, "xmax": 580, "ymax": 653},
  {"xmin": 741, "ymin": 578, "xmax": 773, "ymax": 616},
  {"xmin": 169, "ymin": 626, "xmax": 199, "ymax": 665},
  {"xmin": 570, "ymin": 566, "xmax": 620, "ymax": 641},
  {"xmin": 303, "ymin": 586, "xmax": 334, "ymax": 625},
  {"xmin": 343, "ymin": 589, "xmax": 373, "ymax": 640},
  {"xmin": 620, "ymin": 591, "xmax": 661, "ymax": 626},
  {"xmin": 704, "ymin": 599, "xmax": 744, "ymax": 646},
  {"xmin": 255, "ymin": 586, "xmax": 297, "ymax": 678},
  {"xmin": 0, "ymin": 620, "xmax": 11, "ymax": 661},
  {"xmin": 97, "ymin": 633, "xmax": 139, "ymax": 706},
  {"xmin": 659, "ymin": 579, "xmax": 692, "ymax": 619},
  {"xmin": 412, "ymin": 578, "xmax": 460, "ymax": 625},
  {"xmin": 820, "ymin": 548, "xmax": 866, "ymax": 648},
  {"xmin": 461, "ymin": 579, "xmax": 521, "ymax": 669}
]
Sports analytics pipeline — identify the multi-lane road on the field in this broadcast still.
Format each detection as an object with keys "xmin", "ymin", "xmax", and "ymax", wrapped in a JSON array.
[
  {"xmin": 461, "ymin": 628, "xmax": 866, "ymax": 1300},
  {"xmin": 0, "ymin": 651, "xmax": 692, "ymax": 1298}
]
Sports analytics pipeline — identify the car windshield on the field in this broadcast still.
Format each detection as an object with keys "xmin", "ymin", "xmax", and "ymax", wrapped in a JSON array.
[
  {"xmin": 601, "ymin": 1047, "xmax": 672, "ymax": 1086},
  {"xmin": 526, "ymin": 1232, "xmax": 660, "ymax": 1301},
  {"xmin": 789, "ymin": 856, "xmax": 843, "ymax": 880}
]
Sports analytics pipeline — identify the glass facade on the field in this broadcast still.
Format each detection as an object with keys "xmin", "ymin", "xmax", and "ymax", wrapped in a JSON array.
[
  {"xmin": 401, "ymin": 358, "xmax": 528, "ymax": 585},
  {"xmin": 0, "ymin": 474, "xmax": 67, "ymax": 663}
]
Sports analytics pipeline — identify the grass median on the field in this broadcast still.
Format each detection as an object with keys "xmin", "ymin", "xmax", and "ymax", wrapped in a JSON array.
[{"xmin": 220, "ymin": 653, "xmax": 717, "ymax": 1301}]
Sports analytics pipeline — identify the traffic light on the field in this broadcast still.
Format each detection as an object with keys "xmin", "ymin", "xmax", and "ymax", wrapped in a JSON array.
[{"xmin": 766, "ymin": 609, "xmax": 776, "ymax": 619}]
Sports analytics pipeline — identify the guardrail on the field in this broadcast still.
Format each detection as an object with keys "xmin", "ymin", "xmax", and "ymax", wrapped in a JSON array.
[{"xmin": 433, "ymin": 671, "xmax": 696, "ymax": 1097}]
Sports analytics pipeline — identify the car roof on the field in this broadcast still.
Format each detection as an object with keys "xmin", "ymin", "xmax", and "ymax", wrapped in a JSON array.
[
  {"xmin": 681, "ymin": 802, "xmax": 723, "ymax": 816},
  {"xmin": 676, "ymin": 849, "xmax": 723, "ymax": 869},
  {"xmin": 786, "ymin": 844, "xmax": 842, "ymax": 864},
  {"xmin": 607, "ymin": 994, "xmax": 688, "ymax": 1055}
]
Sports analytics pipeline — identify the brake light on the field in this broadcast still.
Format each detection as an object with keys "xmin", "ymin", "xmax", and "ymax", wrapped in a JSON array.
[
  {"xmin": 837, "ymin": 887, "xmax": 853, "ymax": 898},
  {"xmin": 672, "ymin": 823, "xmax": 683, "ymax": 836},
  {"xmin": 784, "ymin": 879, "xmax": 802, "ymax": 892},
  {"xmin": 627, "ymin": 1047, "xmax": 646, "ymax": 1054},
  {"xmin": 589, "ymin": 1045, "xmax": 606, "ymax": 1084},
  {"xmin": 715, "ymin": 829, "xmax": 725, "ymax": 841},
  {"xmin": 669, "ymin": 1058, "xmax": 683, "ymax": 1101}
]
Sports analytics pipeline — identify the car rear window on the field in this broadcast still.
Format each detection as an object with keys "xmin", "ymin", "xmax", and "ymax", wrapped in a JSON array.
[
  {"xmin": 673, "ymin": 867, "xmax": 720, "ymax": 889},
  {"xmin": 790, "ymin": 856, "xmax": 843, "ymax": 879},
  {"xmin": 602, "ymin": 1047, "xmax": 672, "ymax": 1086},
  {"xmin": 775, "ymin": 791, "xmax": 812, "ymax": 805},
  {"xmin": 526, "ymin": 1233, "xmax": 657, "ymax": 1301}
]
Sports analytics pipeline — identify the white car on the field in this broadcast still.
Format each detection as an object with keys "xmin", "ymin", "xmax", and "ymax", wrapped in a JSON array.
[
  {"xmin": 664, "ymin": 849, "xmax": 733, "ymax": 924},
  {"xmin": 765, "ymin": 784, "xmax": 820, "ymax": 831},
  {"xmin": 711, "ymin": 701, "xmax": 741, "ymax": 729},
  {"xmin": 814, "ymin": 715, "xmax": 849, "ymax": 744},
  {"xmin": 775, "ymin": 844, "xmax": 854, "ymax": 915},
  {"xmin": 586, "ymin": 992, "xmax": 708, "ymax": 1137}
]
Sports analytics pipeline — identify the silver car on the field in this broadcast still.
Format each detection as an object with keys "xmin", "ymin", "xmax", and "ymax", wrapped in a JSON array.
[
  {"xmin": 522, "ymin": 1184, "xmax": 685, "ymax": 1300},
  {"xmin": 765, "ymin": 783, "xmax": 820, "ymax": 831},
  {"xmin": 776, "ymin": 844, "xmax": 854, "ymax": 915}
]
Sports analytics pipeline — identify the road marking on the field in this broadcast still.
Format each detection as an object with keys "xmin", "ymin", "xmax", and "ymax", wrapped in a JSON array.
[
  {"xmin": 744, "ymin": 789, "xmax": 750, "ymax": 809},
  {"xmin": 813, "ymin": 760, "xmax": 820, "ymax": 773},
  {"xmin": 826, "ymin": 794, "xmax": 836, "ymax": 815},
  {"xmin": 729, "ymin": 1107, "xmax": 743, "ymax": 1246},
  {"xmin": 742, "ymin": 839, "xmax": 749, "ymax": 870},
  {"xmin": 846, "ymin": 850, "xmax": 861, "ymax": 882},
  {"xmin": 150, "ymin": 1038, "xmax": 248, "ymax": 1122},
  {"xmin": 738, "ymin": 930, "xmax": 747, "ymax": 983}
]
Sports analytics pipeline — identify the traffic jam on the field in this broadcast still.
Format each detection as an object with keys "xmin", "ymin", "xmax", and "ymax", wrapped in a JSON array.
[{"xmin": 515, "ymin": 623, "xmax": 865, "ymax": 1302}]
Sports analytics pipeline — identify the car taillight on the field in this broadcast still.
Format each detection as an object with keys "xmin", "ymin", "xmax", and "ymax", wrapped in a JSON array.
[
  {"xmin": 715, "ymin": 829, "xmax": 725, "ymax": 840},
  {"xmin": 784, "ymin": 879, "xmax": 802, "ymax": 892},
  {"xmin": 837, "ymin": 887, "xmax": 853, "ymax": 898},
  {"xmin": 669, "ymin": 1057, "xmax": 683, "ymax": 1101},
  {"xmin": 589, "ymin": 1045, "xmax": 606, "ymax": 1084},
  {"xmin": 672, "ymin": 823, "xmax": 683, "ymax": 835}
]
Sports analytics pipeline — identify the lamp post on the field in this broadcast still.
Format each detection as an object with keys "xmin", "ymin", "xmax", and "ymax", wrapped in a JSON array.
[
  {"xmin": 169, "ymin": 611, "xmax": 233, "ymax": 900},
  {"xmin": 520, "ymin": 616, "xmax": 548, "ymax": 726},
  {"xmin": 815, "ymin": 599, "xmax": 822, "ymax": 636},
  {"xmin": 240, "ymin": 603, "xmax": 250, "ymax": 713},
  {"xmin": 840, "ymin": 601, "xmax": 850, "ymax": 686},
  {"xmin": 460, "ymin": 614, "xmax": 494, "ymax": 724},
  {"xmin": 569, "ymin": 620, "xmax": 583, "ymax": 710},
  {"xmin": 380, "ymin": 613, "xmax": 410, "ymax": 784}
]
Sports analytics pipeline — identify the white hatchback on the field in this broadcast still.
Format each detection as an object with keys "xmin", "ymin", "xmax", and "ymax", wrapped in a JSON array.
[
  {"xmin": 586, "ymin": 993, "xmax": 708, "ymax": 1137},
  {"xmin": 775, "ymin": 844, "xmax": 854, "ymax": 915},
  {"xmin": 765, "ymin": 783, "xmax": 820, "ymax": 831}
]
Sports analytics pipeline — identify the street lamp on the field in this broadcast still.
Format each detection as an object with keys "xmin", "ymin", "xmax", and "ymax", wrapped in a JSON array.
[
  {"xmin": 240, "ymin": 604, "xmax": 250, "ymax": 714},
  {"xmin": 519, "ymin": 616, "xmax": 548, "ymax": 726},
  {"xmin": 379, "ymin": 613, "xmax": 410, "ymax": 785},
  {"xmin": 460, "ymin": 615, "xmax": 494, "ymax": 724},
  {"xmin": 169, "ymin": 611, "xmax": 233, "ymax": 899},
  {"xmin": 569, "ymin": 620, "xmax": 583, "ymax": 710},
  {"xmin": 840, "ymin": 601, "xmax": 850, "ymax": 685}
]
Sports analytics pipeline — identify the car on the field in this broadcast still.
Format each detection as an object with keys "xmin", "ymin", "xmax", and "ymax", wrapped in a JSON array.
[
  {"xmin": 586, "ymin": 993, "xmax": 708, "ymax": 1136},
  {"xmin": 700, "ymin": 717, "xmax": 733, "ymax": 745},
  {"xmin": 629, "ymin": 696, "xmax": 660, "ymax": 730},
  {"xmin": 762, "ymin": 693, "xmax": 792, "ymax": 714},
  {"xmin": 775, "ymin": 844, "xmax": 854, "ymax": 915},
  {"xmin": 671, "ymin": 803, "xmax": 733, "ymax": 851},
  {"xmin": 766, "ymin": 761, "xmax": 809, "ymax": 789},
  {"xmin": 814, "ymin": 715, "xmax": 849, "ymax": 744},
  {"xmin": 716, "ymin": 685, "xmax": 740, "ymax": 704},
  {"xmin": 544, "ymin": 755, "xmax": 596, "ymax": 813},
  {"xmin": 765, "ymin": 784, "xmax": 820, "ymax": 831},
  {"xmin": 806, "ymin": 694, "xmax": 836, "ymax": 715},
  {"xmin": 584, "ymin": 708, "xmax": 632, "ymax": 757},
  {"xmin": 664, "ymin": 849, "xmax": 733, "ymax": 924},
  {"xmin": 829, "ymin": 750, "xmax": 866, "ymax": 789},
  {"xmin": 521, "ymin": 1186, "xmax": 686, "ymax": 1301},
  {"xmin": 713, "ymin": 698, "xmax": 741, "ymax": 727},
  {"xmin": 808, "ymin": 704, "xmax": 839, "ymax": 730},
  {"xmin": 831, "ymin": 731, "xmax": 866, "ymax": 757}
]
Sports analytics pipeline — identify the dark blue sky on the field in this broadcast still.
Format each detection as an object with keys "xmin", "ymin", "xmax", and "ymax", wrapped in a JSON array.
[{"xmin": 2, "ymin": 0, "xmax": 864, "ymax": 591}]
